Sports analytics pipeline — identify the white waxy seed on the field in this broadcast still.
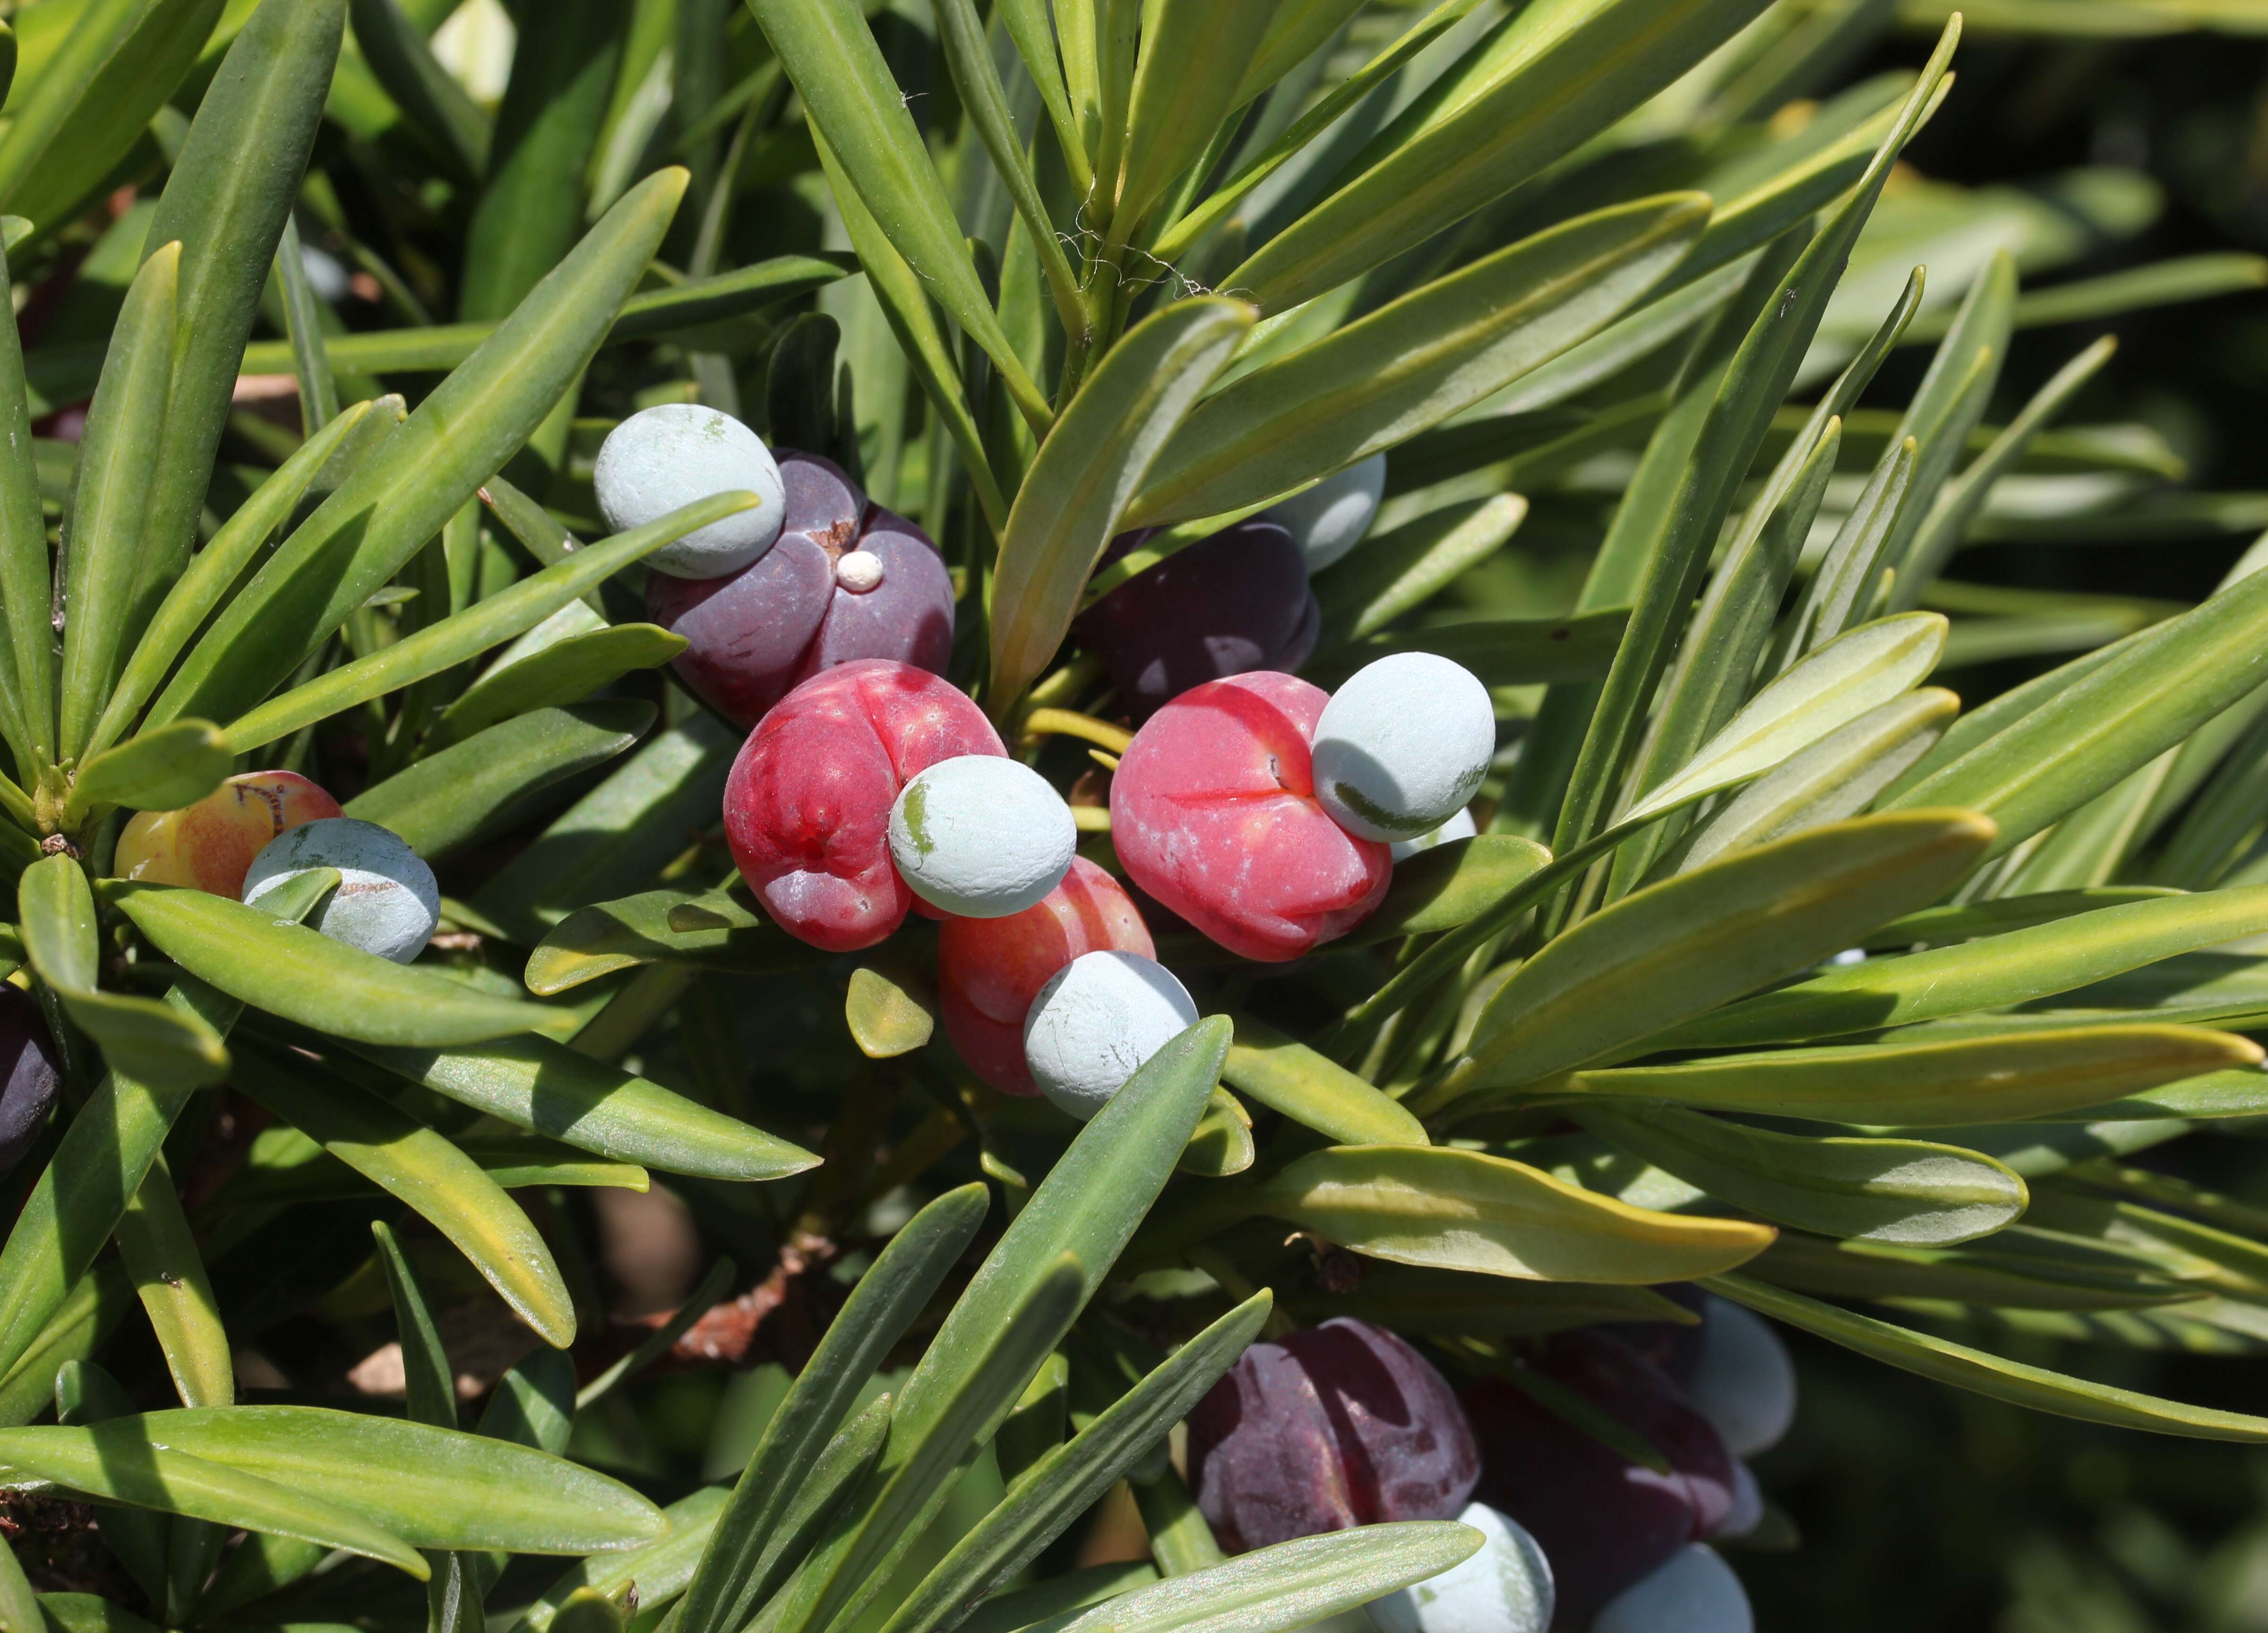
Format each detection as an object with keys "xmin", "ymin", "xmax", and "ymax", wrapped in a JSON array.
[
  {"xmin": 1269, "ymin": 453, "xmax": 1386, "ymax": 573},
  {"xmin": 836, "ymin": 549, "xmax": 885, "ymax": 593},
  {"xmin": 1685, "ymin": 1297, "xmax": 1797, "ymax": 1457},
  {"xmin": 1390, "ymin": 806, "xmax": 1478, "ymax": 862},
  {"xmin": 593, "ymin": 403, "xmax": 786, "ymax": 580},
  {"xmin": 1023, "ymin": 951, "xmax": 1200, "ymax": 1121},
  {"xmin": 1367, "ymin": 1503, "xmax": 1554, "ymax": 1633},
  {"xmin": 242, "ymin": 817, "xmax": 440, "ymax": 965},
  {"xmin": 889, "ymin": 756, "xmax": 1075, "ymax": 919},
  {"xmin": 1313, "ymin": 653, "xmax": 1495, "ymax": 843},
  {"xmin": 1592, "ymin": 1546, "xmax": 1751, "ymax": 1633}
]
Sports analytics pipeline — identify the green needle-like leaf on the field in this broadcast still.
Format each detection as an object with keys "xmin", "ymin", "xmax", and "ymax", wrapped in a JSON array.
[
  {"xmin": 347, "ymin": 701, "xmax": 658, "ymax": 860},
  {"xmin": 878, "ymin": 1292, "xmax": 1276, "ymax": 1633},
  {"xmin": 0, "ymin": 262, "xmax": 47, "ymax": 768},
  {"xmin": 1553, "ymin": 1023, "xmax": 2260, "ymax": 1126},
  {"xmin": 1578, "ymin": 1103, "xmax": 2027, "ymax": 1245},
  {"xmin": 116, "ymin": 1153, "xmax": 231, "ymax": 1407},
  {"xmin": 51, "ymin": 1407, "xmax": 663, "ymax": 1553},
  {"xmin": 677, "ymin": 1186, "xmax": 988, "ymax": 1633},
  {"xmin": 20, "ymin": 857, "xmax": 228, "ymax": 1088},
  {"xmin": 1132, "ymin": 195, "xmax": 1707, "ymax": 527},
  {"xmin": 128, "ymin": 0, "xmax": 349, "ymax": 660},
  {"xmin": 91, "ymin": 397, "xmax": 396, "ymax": 761},
  {"xmin": 1112, "ymin": 0, "xmax": 1282, "ymax": 237},
  {"xmin": 349, "ymin": 1031, "xmax": 817, "ymax": 1182},
  {"xmin": 112, "ymin": 885, "xmax": 579, "ymax": 1047},
  {"xmin": 522, "ymin": 1488, "xmax": 730, "ymax": 1632},
  {"xmin": 149, "ymin": 167, "xmax": 689, "ymax": 731},
  {"xmin": 0, "ymin": 1424, "xmax": 428, "ymax": 1578},
  {"xmin": 1234, "ymin": 1144, "xmax": 1777, "ymax": 1283},
  {"xmin": 1224, "ymin": 0, "xmax": 1777, "ymax": 312},
  {"xmin": 1625, "ymin": 612, "xmax": 1947, "ymax": 822},
  {"xmin": 0, "ymin": 0, "xmax": 225, "ymax": 234},
  {"xmin": 749, "ymin": 0, "xmax": 1051, "ymax": 430},
  {"xmin": 1059, "ymin": 1523, "xmax": 1483, "ymax": 1633},
  {"xmin": 1223, "ymin": 1017, "xmax": 1429, "ymax": 1146},
  {"xmin": 1434, "ymin": 809, "xmax": 1994, "ymax": 1099},
  {"xmin": 56, "ymin": 241, "xmax": 178, "ymax": 762},
  {"xmin": 222, "ymin": 492, "xmax": 745, "ymax": 753},
  {"xmin": 1654, "ymin": 885, "xmax": 2268, "ymax": 1051},
  {"xmin": 346, "ymin": 0, "xmax": 492, "ymax": 181},
  {"xmin": 774, "ymin": 1257, "xmax": 1086, "ymax": 1633},
  {"xmin": 1554, "ymin": 38, "xmax": 1957, "ymax": 907},
  {"xmin": 989, "ymin": 300, "xmax": 1252, "ymax": 708},
  {"xmin": 426, "ymin": 627, "xmax": 683, "ymax": 754},
  {"xmin": 1710, "ymin": 1272, "xmax": 2268, "ymax": 1442},
  {"xmin": 231, "ymin": 1040, "xmax": 576, "ymax": 1345},
  {"xmin": 64, "ymin": 720, "xmax": 232, "ymax": 822}
]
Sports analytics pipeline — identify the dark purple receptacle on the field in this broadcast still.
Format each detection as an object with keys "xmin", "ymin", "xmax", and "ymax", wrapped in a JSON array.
[
  {"xmin": 0, "ymin": 987, "xmax": 58, "ymax": 1177},
  {"xmin": 648, "ymin": 452, "xmax": 955, "ymax": 726},
  {"xmin": 1075, "ymin": 518, "xmax": 1319, "ymax": 719},
  {"xmin": 1188, "ymin": 1317, "xmax": 1479, "ymax": 1554},
  {"xmin": 1465, "ymin": 1327, "xmax": 1740, "ymax": 1625}
]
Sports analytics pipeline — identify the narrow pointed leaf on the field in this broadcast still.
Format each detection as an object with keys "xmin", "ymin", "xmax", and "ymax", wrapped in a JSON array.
[
  {"xmin": 1114, "ymin": 1, "xmax": 1283, "ymax": 234},
  {"xmin": 879, "ymin": 1293, "xmax": 1276, "ymax": 1633},
  {"xmin": 1224, "ymin": 0, "xmax": 1773, "ymax": 313},
  {"xmin": 351, "ymin": 1032, "xmax": 816, "ymax": 1181},
  {"xmin": 1559, "ymin": 1024, "xmax": 2261, "ymax": 1126},
  {"xmin": 989, "ymin": 301, "xmax": 1252, "ymax": 707},
  {"xmin": 1239, "ymin": 1144, "xmax": 1774, "ymax": 1283},
  {"xmin": 116, "ymin": 1155, "xmax": 231, "ymax": 1407},
  {"xmin": 21, "ymin": 857, "xmax": 227, "ymax": 1087},
  {"xmin": 749, "ymin": 0, "xmax": 1048, "ymax": 427},
  {"xmin": 1889, "ymin": 553, "xmax": 2268, "ymax": 858},
  {"xmin": 230, "ymin": 258, "xmax": 856, "ymax": 378},
  {"xmin": 1433, "ymin": 810, "xmax": 1994, "ymax": 1100},
  {"xmin": 0, "ymin": 1427, "xmax": 427, "ymax": 1578},
  {"xmin": 92, "ymin": 398, "xmax": 397, "ymax": 759},
  {"xmin": 427, "ymin": 627, "xmax": 683, "ymax": 754},
  {"xmin": 1710, "ymin": 1272, "xmax": 2268, "ymax": 1442},
  {"xmin": 780, "ymin": 1258, "xmax": 1086, "ymax": 1633},
  {"xmin": 0, "ymin": 0, "xmax": 225, "ymax": 233},
  {"xmin": 113, "ymin": 885, "xmax": 578, "ymax": 1047},
  {"xmin": 1670, "ymin": 688, "xmax": 1957, "ymax": 875},
  {"xmin": 127, "ymin": 0, "xmax": 351, "ymax": 663},
  {"xmin": 676, "ymin": 1186, "xmax": 990, "ymax": 1633},
  {"xmin": 1626, "ymin": 613, "xmax": 1947, "ymax": 822},
  {"xmin": 69, "ymin": 1407, "xmax": 662, "ymax": 1553},
  {"xmin": 1131, "ymin": 196, "xmax": 1708, "ymax": 527},
  {"xmin": 230, "ymin": 1041, "xmax": 576, "ymax": 1346},
  {"xmin": 1054, "ymin": 1524, "xmax": 1480, "ymax": 1633},
  {"xmin": 57, "ymin": 243, "xmax": 178, "ymax": 761},
  {"xmin": 346, "ymin": 0, "xmax": 491, "ymax": 180},
  {"xmin": 1577, "ymin": 1103, "xmax": 2026, "ymax": 1245},
  {"xmin": 1655, "ymin": 884, "xmax": 2268, "ymax": 1052},
  {"xmin": 1898, "ymin": 335, "xmax": 2118, "ymax": 597},
  {"xmin": 0, "ymin": 980, "xmax": 236, "ymax": 1386},
  {"xmin": 810, "ymin": 130, "xmax": 1009, "ymax": 533},
  {"xmin": 1551, "ymin": 35, "xmax": 1953, "ymax": 875},
  {"xmin": 523, "ymin": 1487, "xmax": 731, "ymax": 1632},
  {"xmin": 1223, "ymin": 1017, "xmax": 1428, "ymax": 1146},
  {"xmin": 0, "ymin": 247, "xmax": 51, "ymax": 765},
  {"xmin": 223, "ymin": 493, "xmax": 748, "ymax": 753},
  {"xmin": 149, "ymin": 169, "xmax": 690, "ymax": 731},
  {"xmin": 347, "ymin": 701, "xmax": 656, "ymax": 860},
  {"xmin": 65, "ymin": 721, "xmax": 232, "ymax": 820}
]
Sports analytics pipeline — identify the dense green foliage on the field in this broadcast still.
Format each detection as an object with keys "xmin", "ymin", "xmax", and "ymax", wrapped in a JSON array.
[{"xmin": 0, "ymin": 0, "xmax": 2262, "ymax": 1628}]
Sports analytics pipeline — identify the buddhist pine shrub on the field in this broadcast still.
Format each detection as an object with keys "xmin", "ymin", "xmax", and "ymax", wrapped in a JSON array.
[{"xmin": 0, "ymin": 0, "xmax": 2258, "ymax": 1628}]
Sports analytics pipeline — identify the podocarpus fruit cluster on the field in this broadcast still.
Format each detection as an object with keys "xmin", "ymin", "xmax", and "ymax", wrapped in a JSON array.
[
  {"xmin": 612, "ymin": 410, "xmax": 1495, "ymax": 1120},
  {"xmin": 585, "ymin": 404, "xmax": 1799, "ymax": 1631}
]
